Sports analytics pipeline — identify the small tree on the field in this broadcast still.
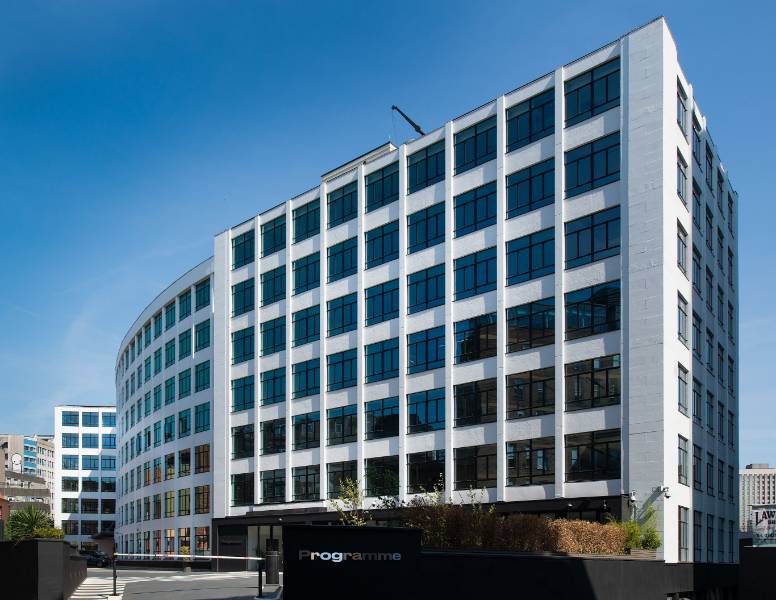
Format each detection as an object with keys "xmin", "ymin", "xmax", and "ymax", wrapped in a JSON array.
[
  {"xmin": 6, "ymin": 505, "xmax": 60, "ymax": 541},
  {"xmin": 638, "ymin": 506, "xmax": 662, "ymax": 550},
  {"xmin": 329, "ymin": 478, "xmax": 371, "ymax": 526},
  {"xmin": 607, "ymin": 505, "xmax": 662, "ymax": 551}
]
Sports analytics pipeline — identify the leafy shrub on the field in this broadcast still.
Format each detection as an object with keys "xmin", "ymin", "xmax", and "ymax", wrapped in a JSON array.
[
  {"xmin": 31, "ymin": 526, "xmax": 64, "ymax": 539},
  {"xmin": 402, "ymin": 489, "xmax": 626, "ymax": 555},
  {"xmin": 640, "ymin": 526, "xmax": 661, "ymax": 550},
  {"xmin": 620, "ymin": 520, "xmax": 642, "ymax": 550},
  {"xmin": 6, "ymin": 506, "xmax": 55, "ymax": 541}
]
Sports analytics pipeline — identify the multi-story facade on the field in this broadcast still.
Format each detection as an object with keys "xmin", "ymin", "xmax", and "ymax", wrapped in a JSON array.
[
  {"xmin": 35, "ymin": 436, "xmax": 56, "ymax": 493},
  {"xmin": 54, "ymin": 405, "xmax": 118, "ymax": 553},
  {"xmin": 115, "ymin": 17, "xmax": 739, "ymax": 564},
  {"xmin": 1, "ymin": 434, "xmax": 55, "ymax": 517},
  {"xmin": 0, "ymin": 434, "xmax": 56, "ymax": 493},
  {"xmin": 114, "ymin": 260, "xmax": 215, "ymax": 558},
  {"xmin": 0, "ymin": 469, "xmax": 51, "ymax": 515},
  {"xmin": 740, "ymin": 464, "xmax": 776, "ymax": 532}
]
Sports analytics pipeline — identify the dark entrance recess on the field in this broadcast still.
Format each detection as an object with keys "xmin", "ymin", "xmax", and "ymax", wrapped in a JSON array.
[{"xmin": 217, "ymin": 534, "xmax": 247, "ymax": 571}]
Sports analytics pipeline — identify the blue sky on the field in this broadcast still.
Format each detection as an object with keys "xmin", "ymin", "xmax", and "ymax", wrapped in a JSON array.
[{"xmin": 0, "ymin": 1, "xmax": 772, "ymax": 466}]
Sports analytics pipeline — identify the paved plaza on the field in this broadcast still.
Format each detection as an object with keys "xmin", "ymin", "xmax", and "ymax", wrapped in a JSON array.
[{"xmin": 69, "ymin": 568, "xmax": 282, "ymax": 600}]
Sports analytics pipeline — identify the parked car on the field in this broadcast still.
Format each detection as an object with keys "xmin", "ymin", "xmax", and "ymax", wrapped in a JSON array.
[{"xmin": 80, "ymin": 549, "xmax": 111, "ymax": 567}]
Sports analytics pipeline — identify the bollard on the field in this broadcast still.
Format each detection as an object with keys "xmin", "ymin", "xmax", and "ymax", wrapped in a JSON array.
[
  {"xmin": 265, "ymin": 551, "xmax": 280, "ymax": 585},
  {"xmin": 112, "ymin": 543, "xmax": 117, "ymax": 597},
  {"xmin": 256, "ymin": 558, "xmax": 264, "ymax": 598}
]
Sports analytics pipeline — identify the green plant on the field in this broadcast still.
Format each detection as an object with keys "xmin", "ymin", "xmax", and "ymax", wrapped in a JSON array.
[
  {"xmin": 621, "ymin": 520, "xmax": 642, "ymax": 550},
  {"xmin": 6, "ymin": 505, "xmax": 56, "ymax": 541},
  {"xmin": 640, "ymin": 525, "xmax": 661, "ymax": 550},
  {"xmin": 609, "ymin": 505, "xmax": 662, "ymax": 551},
  {"xmin": 329, "ymin": 478, "xmax": 371, "ymax": 526},
  {"xmin": 31, "ymin": 526, "xmax": 64, "ymax": 539}
]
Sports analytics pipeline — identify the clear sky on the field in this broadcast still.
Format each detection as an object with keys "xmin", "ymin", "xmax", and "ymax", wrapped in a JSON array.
[{"xmin": 0, "ymin": 1, "xmax": 772, "ymax": 466}]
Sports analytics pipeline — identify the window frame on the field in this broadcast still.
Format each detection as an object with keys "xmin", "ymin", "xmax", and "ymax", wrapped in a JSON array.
[
  {"xmin": 506, "ymin": 89, "xmax": 554, "ymax": 152},
  {"xmin": 365, "ymin": 279, "xmax": 399, "ymax": 326},
  {"xmin": 564, "ymin": 132, "xmax": 620, "ymax": 197},
  {"xmin": 261, "ymin": 215, "xmax": 286, "ymax": 258},
  {"xmin": 454, "ymin": 116, "xmax": 496, "ymax": 175}
]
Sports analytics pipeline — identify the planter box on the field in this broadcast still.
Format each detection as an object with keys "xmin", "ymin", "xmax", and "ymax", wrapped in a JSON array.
[{"xmin": 627, "ymin": 548, "xmax": 658, "ymax": 559}]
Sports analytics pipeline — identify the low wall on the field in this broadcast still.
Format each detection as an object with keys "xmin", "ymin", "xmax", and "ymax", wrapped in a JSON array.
[
  {"xmin": 282, "ymin": 525, "xmax": 738, "ymax": 600},
  {"xmin": 0, "ymin": 539, "xmax": 86, "ymax": 600},
  {"xmin": 739, "ymin": 545, "xmax": 776, "ymax": 600},
  {"xmin": 420, "ymin": 549, "xmax": 736, "ymax": 600}
]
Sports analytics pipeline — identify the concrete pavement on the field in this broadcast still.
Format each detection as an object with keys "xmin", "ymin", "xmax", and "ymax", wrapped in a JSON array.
[{"xmin": 69, "ymin": 568, "xmax": 282, "ymax": 600}]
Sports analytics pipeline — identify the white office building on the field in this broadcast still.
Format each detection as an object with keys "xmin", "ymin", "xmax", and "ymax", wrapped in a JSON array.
[
  {"xmin": 115, "ymin": 17, "xmax": 739, "ymax": 564},
  {"xmin": 114, "ymin": 261, "xmax": 215, "ymax": 558},
  {"xmin": 739, "ymin": 464, "xmax": 776, "ymax": 532},
  {"xmin": 54, "ymin": 405, "xmax": 118, "ymax": 553}
]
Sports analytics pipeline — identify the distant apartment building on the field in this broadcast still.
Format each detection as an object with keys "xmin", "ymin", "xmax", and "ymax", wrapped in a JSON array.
[
  {"xmin": 0, "ymin": 468, "xmax": 51, "ymax": 515},
  {"xmin": 740, "ymin": 464, "xmax": 776, "ymax": 532},
  {"xmin": 0, "ymin": 433, "xmax": 55, "ymax": 517},
  {"xmin": 53, "ymin": 405, "xmax": 118, "ymax": 553},
  {"xmin": 0, "ymin": 433, "xmax": 56, "ymax": 491}
]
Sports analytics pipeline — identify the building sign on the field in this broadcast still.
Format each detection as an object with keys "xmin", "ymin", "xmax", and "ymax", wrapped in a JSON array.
[
  {"xmin": 283, "ymin": 524, "xmax": 421, "ymax": 600},
  {"xmin": 752, "ymin": 505, "xmax": 776, "ymax": 546}
]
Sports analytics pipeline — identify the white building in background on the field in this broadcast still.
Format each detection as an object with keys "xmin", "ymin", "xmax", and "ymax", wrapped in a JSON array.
[
  {"xmin": 739, "ymin": 464, "xmax": 776, "ymax": 532},
  {"xmin": 115, "ymin": 17, "xmax": 739, "ymax": 564},
  {"xmin": 54, "ymin": 405, "xmax": 118, "ymax": 553},
  {"xmin": 114, "ymin": 260, "xmax": 215, "ymax": 558}
]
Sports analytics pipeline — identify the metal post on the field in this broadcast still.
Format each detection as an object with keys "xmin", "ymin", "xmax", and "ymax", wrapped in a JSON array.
[
  {"xmin": 257, "ymin": 558, "xmax": 263, "ymax": 598},
  {"xmin": 112, "ymin": 542, "xmax": 117, "ymax": 596}
]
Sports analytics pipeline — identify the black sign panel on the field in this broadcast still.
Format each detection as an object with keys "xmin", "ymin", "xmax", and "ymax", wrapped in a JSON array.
[{"xmin": 283, "ymin": 524, "xmax": 421, "ymax": 600}]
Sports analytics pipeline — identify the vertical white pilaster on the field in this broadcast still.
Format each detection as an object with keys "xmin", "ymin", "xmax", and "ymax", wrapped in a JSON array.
[
  {"xmin": 443, "ymin": 121, "xmax": 455, "ymax": 502},
  {"xmin": 318, "ymin": 183, "xmax": 329, "ymax": 500},
  {"xmin": 397, "ymin": 146, "xmax": 409, "ymax": 504},
  {"xmin": 552, "ymin": 66, "xmax": 566, "ymax": 499},
  {"xmin": 495, "ymin": 95, "xmax": 507, "ymax": 502}
]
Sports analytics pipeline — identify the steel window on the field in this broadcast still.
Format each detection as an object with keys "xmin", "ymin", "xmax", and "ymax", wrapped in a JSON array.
[
  {"xmin": 327, "ymin": 182, "xmax": 358, "ymax": 228},
  {"xmin": 408, "ymin": 264, "xmax": 444, "ymax": 314},
  {"xmin": 408, "ymin": 140, "xmax": 445, "ymax": 194},
  {"xmin": 564, "ymin": 132, "xmax": 620, "ymax": 197},
  {"xmin": 261, "ymin": 215, "xmax": 286, "ymax": 257},
  {"xmin": 454, "ymin": 247, "xmax": 496, "ymax": 300},
  {"xmin": 506, "ymin": 158, "xmax": 554, "ymax": 219},
  {"xmin": 261, "ymin": 368, "xmax": 285, "ymax": 405},
  {"xmin": 454, "ymin": 181, "xmax": 496, "ymax": 237},
  {"xmin": 506, "ymin": 89, "xmax": 554, "ymax": 152},
  {"xmin": 232, "ymin": 375, "xmax": 254, "ymax": 412},
  {"xmin": 506, "ymin": 367, "xmax": 554, "ymax": 419},
  {"xmin": 564, "ymin": 58, "xmax": 620, "ymax": 126},
  {"xmin": 407, "ymin": 201, "xmax": 445, "ymax": 254},
  {"xmin": 365, "ymin": 220, "xmax": 399, "ymax": 268},
  {"xmin": 506, "ymin": 227, "xmax": 554, "ymax": 284},
  {"xmin": 365, "ymin": 279, "xmax": 399, "ymax": 326},
  {"xmin": 506, "ymin": 297, "xmax": 555, "ymax": 352},
  {"xmin": 454, "ymin": 116, "xmax": 496, "ymax": 174},
  {"xmin": 564, "ymin": 206, "xmax": 620, "ymax": 268},
  {"xmin": 366, "ymin": 161, "xmax": 399, "ymax": 212},
  {"xmin": 293, "ymin": 198, "xmax": 320, "ymax": 243}
]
